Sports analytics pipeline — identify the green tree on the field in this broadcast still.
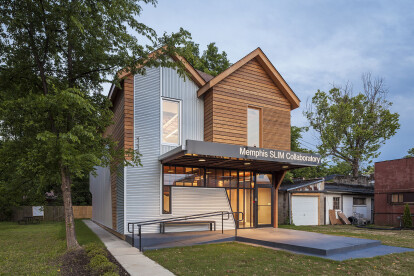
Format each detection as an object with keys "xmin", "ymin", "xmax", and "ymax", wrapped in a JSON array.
[
  {"xmin": 405, "ymin": 148, "xmax": 414, "ymax": 158},
  {"xmin": 285, "ymin": 126, "xmax": 328, "ymax": 181},
  {"xmin": 0, "ymin": 0, "xmax": 189, "ymax": 249},
  {"xmin": 179, "ymin": 41, "xmax": 231, "ymax": 76},
  {"xmin": 304, "ymin": 74, "xmax": 400, "ymax": 177},
  {"xmin": 402, "ymin": 204, "xmax": 413, "ymax": 228}
]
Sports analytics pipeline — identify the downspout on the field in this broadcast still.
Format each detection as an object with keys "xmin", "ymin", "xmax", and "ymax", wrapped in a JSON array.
[{"xmin": 288, "ymin": 191, "xmax": 292, "ymax": 225}]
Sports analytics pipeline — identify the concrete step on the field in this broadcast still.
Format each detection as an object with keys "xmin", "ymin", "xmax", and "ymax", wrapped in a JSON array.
[
  {"xmin": 236, "ymin": 236, "xmax": 381, "ymax": 256},
  {"xmin": 143, "ymin": 234, "xmax": 235, "ymax": 251}
]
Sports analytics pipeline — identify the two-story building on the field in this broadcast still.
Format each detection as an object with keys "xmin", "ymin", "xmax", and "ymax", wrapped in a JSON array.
[
  {"xmin": 89, "ymin": 48, "xmax": 321, "ymax": 237},
  {"xmin": 375, "ymin": 157, "xmax": 414, "ymax": 226}
]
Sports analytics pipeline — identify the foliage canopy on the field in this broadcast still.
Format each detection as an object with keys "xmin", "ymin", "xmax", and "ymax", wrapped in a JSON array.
[
  {"xmin": 179, "ymin": 41, "xmax": 231, "ymax": 76},
  {"xmin": 304, "ymin": 74, "xmax": 400, "ymax": 177},
  {"xmin": 0, "ymin": 0, "xmax": 190, "ymax": 248}
]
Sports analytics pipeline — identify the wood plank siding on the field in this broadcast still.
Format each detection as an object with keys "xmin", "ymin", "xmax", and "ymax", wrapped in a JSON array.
[
  {"xmin": 204, "ymin": 58, "xmax": 291, "ymax": 151},
  {"xmin": 104, "ymin": 75, "xmax": 134, "ymax": 230}
]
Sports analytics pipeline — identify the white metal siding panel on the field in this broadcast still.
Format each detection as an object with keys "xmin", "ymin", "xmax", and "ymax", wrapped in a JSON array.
[
  {"xmin": 291, "ymin": 196, "xmax": 318, "ymax": 226},
  {"xmin": 165, "ymin": 187, "xmax": 235, "ymax": 232},
  {"xmin": 161, "ymin": 67, "xmax": 203, "ymax": 154},
  {"xmin": 116, "ymin": 165, "xmax": 124, "ymax": 233},
  {"xmin": 89, "ymin": 166, "xmax": 112, "ymax": 228},
  {"xmin": 325, "ymin": 194, "xmax": 341, "ymax": 224},
  {"xmin": 343, "ymin": 195, "xmax": 372, "ymax": 221},
  {"xmin": 126, "ymin": 67, "xmax": 161, "ymax": 234}
]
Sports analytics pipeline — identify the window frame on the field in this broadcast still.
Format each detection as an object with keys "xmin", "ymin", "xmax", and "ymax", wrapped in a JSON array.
[
  {"xmin": 333, "ymin": 197, "xmax": 340, "ymax": 210},
  {"xmin": 353, "ymin": 197, "xmax": 367, "ymax": 206},
  {"xmin": 161, "ymin": 97, "xmax": 182, "ymax": 146},
  {"xmin": 247, "ymin": 106, "xmax": 263, "ymax": 147}
]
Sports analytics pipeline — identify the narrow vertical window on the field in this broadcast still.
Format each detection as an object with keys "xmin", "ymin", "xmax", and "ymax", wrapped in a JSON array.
[
  {"xmin": 163, "ymin": 186, "xmax": 171, "ymax": 214},
  {"xmin": 162, "ymin": 99, "xmax": 180, "ymax": 145},
  {"xmin": 247, "ymin": 107, "xmax": 261, "ymax": 147}
]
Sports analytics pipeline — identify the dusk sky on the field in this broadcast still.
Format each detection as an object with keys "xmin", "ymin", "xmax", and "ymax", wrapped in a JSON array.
[{"xmin": 106, "ymin": 0, "xmax": 414, "ymax": 165}]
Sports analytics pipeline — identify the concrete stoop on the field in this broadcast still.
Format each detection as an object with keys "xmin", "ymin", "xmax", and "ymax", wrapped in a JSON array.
[{"xmin": 133, "ymin": 228, "xmax": 414, "ymax": 261}]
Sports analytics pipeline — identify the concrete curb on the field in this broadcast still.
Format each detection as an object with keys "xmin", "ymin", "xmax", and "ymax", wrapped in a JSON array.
[{"xmin": 83, "ymin": 220, "xmax": 174, "ymax": 276}]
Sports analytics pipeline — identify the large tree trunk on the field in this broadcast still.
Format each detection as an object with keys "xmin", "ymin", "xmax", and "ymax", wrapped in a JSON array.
[
  {"xmin": 352, "ymin": 160, "xmax": 359, "ymax": 178},
  {"xmin": 60, "ymin": 165, "xmax": 80, "ymax": 250}
]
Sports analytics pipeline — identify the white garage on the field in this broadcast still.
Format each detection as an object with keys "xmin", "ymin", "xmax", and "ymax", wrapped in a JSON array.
[{"xmin": 291, "ymin": 196, "xmax": 319, "ymax": 225}]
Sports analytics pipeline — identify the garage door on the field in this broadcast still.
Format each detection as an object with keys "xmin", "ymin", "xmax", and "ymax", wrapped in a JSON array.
[{"xmin": 292, "ymin": 196, "xmax": 318, "ymax": 226}]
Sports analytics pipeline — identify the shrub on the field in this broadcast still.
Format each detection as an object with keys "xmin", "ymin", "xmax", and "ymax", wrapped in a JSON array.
[
  {"xmin": 84, "ymin": 243, "xmax": 106, "ymax": 258},
  {"xmin": 402, "ymin": 204, "xmax": 413, "ymax": 228},
  {"xmin": 103, "ymin": 272, "xmax": 119, "ymax": 276},
  {"xmin": 88, "ymin": 254, "xmax": 117, "ymax": 275}
]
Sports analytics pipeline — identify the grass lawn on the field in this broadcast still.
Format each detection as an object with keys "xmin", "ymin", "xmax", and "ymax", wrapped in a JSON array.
[
  {"xmin": 145, "ymin": 225, "xmax": 414, "ymax": 276},
  {"xmin": 0, "ymin": 219, "xmax": 101, "ymax": 275}
]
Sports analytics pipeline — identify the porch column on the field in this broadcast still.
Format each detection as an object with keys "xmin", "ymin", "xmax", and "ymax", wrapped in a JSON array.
[{"xmin": 273, "ymin": 170, "xmax": 287, "ymax": 228}]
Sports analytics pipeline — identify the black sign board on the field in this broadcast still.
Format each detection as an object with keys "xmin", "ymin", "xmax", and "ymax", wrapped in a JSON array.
[{"xmin": 185, "ymin": 140, "xmax": 321, "ymax": 166}]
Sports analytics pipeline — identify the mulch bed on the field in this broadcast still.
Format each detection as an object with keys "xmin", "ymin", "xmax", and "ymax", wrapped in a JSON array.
[{"xmin": 60, "ymin": 247, "xmax": 130, "ymax": 276}]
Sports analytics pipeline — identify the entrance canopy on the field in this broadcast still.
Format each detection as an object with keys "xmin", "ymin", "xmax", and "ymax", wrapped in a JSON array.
[{"xmin": 159, "ymin": 140, "xmax": 321, "ymax": 172}]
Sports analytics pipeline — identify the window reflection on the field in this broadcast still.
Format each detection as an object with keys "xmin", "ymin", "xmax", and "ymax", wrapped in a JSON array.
[
  {"xmin": 247, "ymin": 108, "xmax": 260, "ymax": 147},
  {"xmin": 162, "ymin": 99, "xmax": 180, "ymax": 144}
]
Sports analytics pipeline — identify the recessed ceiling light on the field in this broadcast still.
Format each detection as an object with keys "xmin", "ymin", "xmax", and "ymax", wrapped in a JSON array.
[
  {"xmin": 199, "ymin": 159, "xmax": 206, "ymax": 162},
  {"xmin": 282, "ymin": 165, "xmax": 289, "ymax": 169},
  {"xmin": 168, "ymin": 170, "xmax": 174, "ymax": 173},
  {"xmin": 244, "ymin": 162, "xmax": 251, "ymax": 165},
  {"xmin": 206, "ymin": 171, "xmax": 212, "ymax": 174}
]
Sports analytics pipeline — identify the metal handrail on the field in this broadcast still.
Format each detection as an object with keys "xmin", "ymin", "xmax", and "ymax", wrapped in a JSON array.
[{"xmin": 127, "ymin": 211, "xmax": 244, "ymax": 251}]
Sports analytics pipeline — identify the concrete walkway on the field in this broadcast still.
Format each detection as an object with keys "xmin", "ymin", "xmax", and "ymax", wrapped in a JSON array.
[{"xmin": 83, "ymin": 220, "xmax": 174, "ymax": 276}]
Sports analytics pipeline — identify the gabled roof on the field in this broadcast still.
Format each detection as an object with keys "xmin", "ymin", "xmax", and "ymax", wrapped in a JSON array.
[
  {"xmin": 279, "ymin": 178, "xmax": 324, "ymax": 191},
  {"xmin": 196, "ymin": 47, "xmax": 300, "ymax": 109},
  {"xmin": 324, "ymin": 183, "xmax": 374, "ymax": 195},
  {"xmin": 195, "ymin": 69, "xmax": 214, "ymax": 82},
  {"xmin": 109, "ymin": 50, "xmax": 206, "ymax": 101}
]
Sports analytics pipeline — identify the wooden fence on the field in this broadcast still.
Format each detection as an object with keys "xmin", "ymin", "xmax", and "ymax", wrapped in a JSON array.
[{"xmin": 12, "ymin": 206, "xmax": 92, "ymax": 221}]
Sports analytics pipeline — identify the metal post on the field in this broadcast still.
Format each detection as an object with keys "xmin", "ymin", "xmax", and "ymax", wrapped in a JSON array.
[
  {"xmin": 222, "ymin": 212, "xmax": 224, "ymax": 234},
  {"xmin": 235, "ymin": 216, "xmax": 237, "ymax": 238},
  {"xmin": 132, "ymin": 224, "xmax": 135, "ymax": 247},
  {"xmin": 139, "ymin": 226, "xmax": 142, "ymax": 252}
]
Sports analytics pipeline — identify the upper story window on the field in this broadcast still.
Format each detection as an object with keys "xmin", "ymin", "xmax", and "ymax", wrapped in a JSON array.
[
  {"xmin": 247, "ymin": 107, "xmax": 261, "ymax": 147},
  {"xmin": 162, "ymin": 99, "xmax": 180, "ymax": 145}
]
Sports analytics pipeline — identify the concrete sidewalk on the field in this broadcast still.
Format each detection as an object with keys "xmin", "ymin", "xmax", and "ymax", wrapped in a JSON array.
[{"xmin": 83, "ymin": 220, "xmax": 174, "ymax": 276}]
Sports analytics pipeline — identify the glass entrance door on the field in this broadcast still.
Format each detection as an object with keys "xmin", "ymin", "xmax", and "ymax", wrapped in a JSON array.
[
  {"xmin": 256, "ymin": 174, "xmax": 273, "ymax": 227},
  {"xmin": 257, "ymin": 187, "xmax": 272, "ymax": 226}
]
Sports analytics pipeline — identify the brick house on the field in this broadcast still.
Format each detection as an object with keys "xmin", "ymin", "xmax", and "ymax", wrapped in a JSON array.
[{"xmin": 374, "ymin": 157, "xmax": 414, "ymax": 226}]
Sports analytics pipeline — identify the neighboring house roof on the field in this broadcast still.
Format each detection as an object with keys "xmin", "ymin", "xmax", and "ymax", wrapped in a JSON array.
[
  {"xmin": 279, "ymin": 178, "xmax": 324, "ymax": 191},
  {"xmin": 195, "ymin": 69, "xmax": 214, "ymax": 82},
  {"xmin": 196, "ymin": 47, "xmax": 300, "ymax": 109},
  {"xmin": 324, "ymin": 183, "xmax": 374, "ymax": 195}
]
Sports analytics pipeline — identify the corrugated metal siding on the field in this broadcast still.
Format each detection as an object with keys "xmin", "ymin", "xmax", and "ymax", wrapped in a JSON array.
[
  {"xmin": 126, "ymin": 67, "xmax": 161, "ymax": 233},
  {"xmin": 116, "ymin": 165, "xmax": 124, "ymax": 234},
  {"xmin": 89, "ymin": 166, "xmax": 112, "ymax": 228},
  {"xmin": 165, "ymin": 187, "xmax": 235, "ymax": 232},
  {"xmin": 161, "ymin": 67, "xmax": 204, "ymax": 154},
  {"xmin": 125, "ymin": 66, "xmax": 211, "ymax": 234}
]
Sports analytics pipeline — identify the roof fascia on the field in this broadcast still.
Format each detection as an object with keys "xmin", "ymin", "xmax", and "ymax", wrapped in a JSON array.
[
  {"xmin": 197, "ymin": 47, "xmax": 300, "ymax": 109},
  {"xmin": 110, "ymin": 49, "xmax": 206, "ymax": 101}
]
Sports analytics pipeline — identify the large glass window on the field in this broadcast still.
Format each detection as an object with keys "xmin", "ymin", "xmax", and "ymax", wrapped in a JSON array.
[
  {"xmin": 247, "ymin": 107, "xmax": 261, "ymax": 147},
  {"xmin": 162, "ymin": 99, "xmax": 180, "ymax": 145}
]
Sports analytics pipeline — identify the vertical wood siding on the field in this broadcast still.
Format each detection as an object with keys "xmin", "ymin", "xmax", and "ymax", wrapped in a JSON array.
[
  {"xmin": 90, "ymin": 166, "xmax": 112, "ymax": 228},
  {"xmin": 204, "ymin": 58, "xmax": 291, "ymax": 150}
]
